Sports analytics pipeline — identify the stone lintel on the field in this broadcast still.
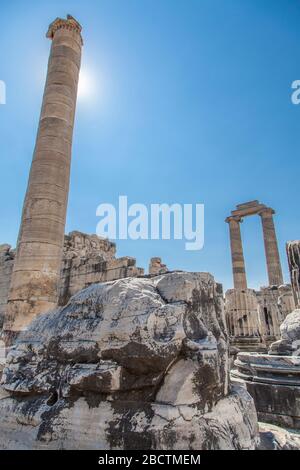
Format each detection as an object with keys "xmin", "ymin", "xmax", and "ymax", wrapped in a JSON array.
[
  {"xmin": 236, "ymin": 200, "xmax": 259, "ymax": 210},
  {"xmin": 231, "ymin": 203, "xmax": 267, "ymax": 218},
  {"xmin": 228, "ymin": 199, "xmax": 277, "ymax": 220}
]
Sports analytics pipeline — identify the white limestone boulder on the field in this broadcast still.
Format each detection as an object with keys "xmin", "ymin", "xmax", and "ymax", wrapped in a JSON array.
[{"xmin": 0, "ymin": 272, "xmax": 259, "ymax": 449}]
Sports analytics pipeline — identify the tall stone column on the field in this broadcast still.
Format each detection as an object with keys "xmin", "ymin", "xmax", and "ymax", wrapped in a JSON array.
[
  {"xmin": 226, "ymin": 216, "xmax": 247, "ymax": 290},
  {"xmin": 4, "ymin": 16, "xmax": 82, "ymax": 341},
  {"xmin": 286, "ymin": 240, "xmax": 300, "ymax": 307},
  {"xmin": 259, "ymin": 208, "xmax": 283, "ymax": 286}
]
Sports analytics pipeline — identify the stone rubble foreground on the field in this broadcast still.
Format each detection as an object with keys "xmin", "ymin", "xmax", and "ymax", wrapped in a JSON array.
[{"xmin": 0, "ymin": 272, "xmax": 258, "ymax": 450}]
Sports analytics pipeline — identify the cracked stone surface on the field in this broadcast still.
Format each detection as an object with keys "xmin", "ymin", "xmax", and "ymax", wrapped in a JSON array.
[
  {"xmin": 258, "ymin": 422, "xmax": 300, "ymax": 450},
  {"xmin": 0, "ymin": 272, "xmax": 258, "ymax": 449}
]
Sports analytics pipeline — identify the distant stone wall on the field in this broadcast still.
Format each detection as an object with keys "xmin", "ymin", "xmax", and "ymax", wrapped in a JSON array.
[
  {"xmin": 59, "ymin": 232, "xmax": 144, "ymax": 306},
  {"xmin": 256, "ymin": 285, "xmax": 295, "ymax": 342},
  {"xmin": 0, "ymin": 232, "xmax": 144, "ymax": 324}
]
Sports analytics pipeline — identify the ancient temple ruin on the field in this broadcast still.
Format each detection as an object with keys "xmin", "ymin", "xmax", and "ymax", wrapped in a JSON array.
[
  {"xmin": 226, "ymin": 200, "xmax": 283, "ymax": 288},
  {"xmin": 1, "ymin": 14, "xmax": 300, "ymax": 451},
  {"xmin": 225, "ymin": 201, "xmax": 294, "ymax": 351},
  {"xmin": 232, "ymin": 239, "xmax": 300, "ymax": 430}
]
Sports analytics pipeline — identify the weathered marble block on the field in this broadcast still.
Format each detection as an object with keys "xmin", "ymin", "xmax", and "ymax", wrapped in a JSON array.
[{"xmin": 0, "ymin": 272, "xmax": 258, "ymax": 450}]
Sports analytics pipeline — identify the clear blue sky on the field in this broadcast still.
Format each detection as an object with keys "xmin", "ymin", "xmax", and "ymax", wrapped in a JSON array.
[{"xmin": 1, "ymin": 0, "xmax": 299, "ymax": 291}]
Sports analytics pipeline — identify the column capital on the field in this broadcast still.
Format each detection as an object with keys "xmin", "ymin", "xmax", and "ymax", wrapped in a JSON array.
[
  {"xmin": 258, "ymin": 207, "xmax": 275, "ymax": 217},
  {"xmin": 225, "ymin": 215, "xmax": 243, "ymax": 224},
  {"xmin": 46, "ymin": 15, "xmax": 83, "ymax": 44}
]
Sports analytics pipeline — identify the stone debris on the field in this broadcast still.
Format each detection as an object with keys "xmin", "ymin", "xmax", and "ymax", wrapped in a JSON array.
[
  {"xmin": 148, "ymin": 257, "xmax": 168, "ymax": 275},
  {"xmin": 0, "ymin": 272, "xmax": 259, "ymax": 450}
]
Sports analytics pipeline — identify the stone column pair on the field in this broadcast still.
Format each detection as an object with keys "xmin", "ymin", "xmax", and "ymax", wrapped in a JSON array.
[{"xmin": 226, "ymin": 209, "xmax": 283, "ymax": 289}]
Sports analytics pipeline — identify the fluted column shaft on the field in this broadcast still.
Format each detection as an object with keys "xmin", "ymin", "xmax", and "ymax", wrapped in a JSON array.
[
  {"xmin": 260, "ymin": 209, "xmax": 283, "ymax": 286},
  {"xmin": 4, "ymin": 16, "xmax": 82, "ymax": 339},
  {"xmin": 286, "ymin": 240, "xmax": 300, "ymax": 307},
  {"xmin": 226, "ymin": 216, "xmax": 247, "ymax": 290}
]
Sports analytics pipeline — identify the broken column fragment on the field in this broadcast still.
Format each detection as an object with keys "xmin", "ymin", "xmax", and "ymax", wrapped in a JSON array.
[{"xmin": 148, "ymin": 257, "xmax": 168, "ymax": 275}]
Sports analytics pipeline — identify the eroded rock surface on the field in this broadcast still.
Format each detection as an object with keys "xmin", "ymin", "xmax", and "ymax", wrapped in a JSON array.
[
  {"xmin": 0, "ymin": 272, "xmax": 258, "ymax": 449},
  {"xmin": 258, "ymin": 422, "xmax": 300, "ymax": 450}
]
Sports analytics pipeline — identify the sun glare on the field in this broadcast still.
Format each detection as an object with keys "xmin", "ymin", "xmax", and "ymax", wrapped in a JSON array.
[{"xmin": 78, "ymin": 69, "xmax": 94, "ymax": 100}]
